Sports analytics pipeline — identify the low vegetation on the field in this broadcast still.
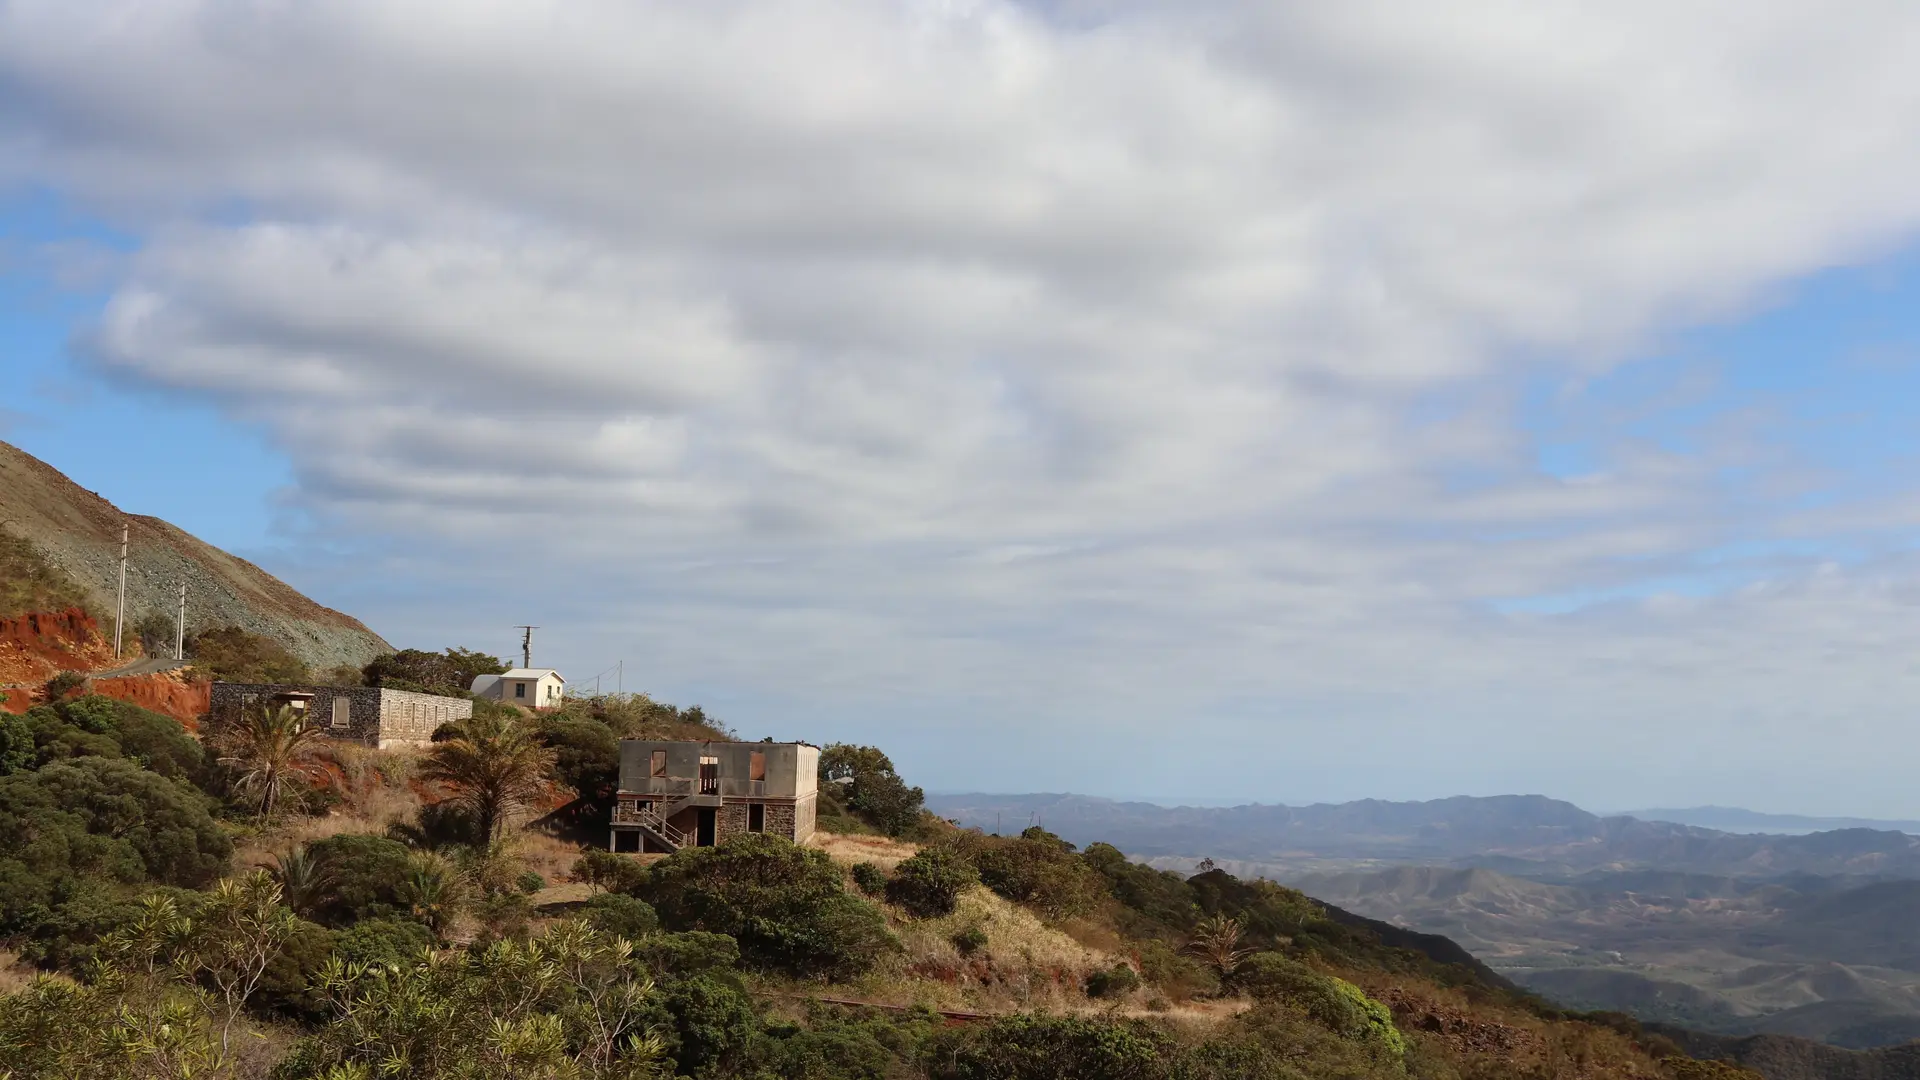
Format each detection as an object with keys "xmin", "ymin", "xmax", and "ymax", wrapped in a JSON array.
[
  {"xmin": 0, "ymin": 664, "xmax": 1756, "ymax": 1079},
  {"xmin": 0, "ymin": 528, "xmax": 94, "ymax": 620}
]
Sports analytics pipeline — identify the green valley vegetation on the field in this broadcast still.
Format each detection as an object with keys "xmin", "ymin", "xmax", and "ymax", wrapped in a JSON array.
[
  {"xmin": 0, "ymin": 683, "xmax": 1774, "ymax": 1080},
  {"xmin": 0, "ymin": 528, "xmax": 94, "ymax": 620}
]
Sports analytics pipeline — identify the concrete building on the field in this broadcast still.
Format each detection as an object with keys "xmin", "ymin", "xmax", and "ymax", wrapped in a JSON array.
[
  {"xmin": 471, "ymin": 668, "xmax": 565, "ymax": 709},
  {"xmin": 610, "ymin": 739, "xmax": 819, "ymax": 852},
  {"xmin": 207, "ymin": 681, "xmax": 472, "ymax": 749}
]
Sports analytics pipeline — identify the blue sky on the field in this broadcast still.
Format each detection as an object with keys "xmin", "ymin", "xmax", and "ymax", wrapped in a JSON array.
[{"xmin": 11, "ymin": 1, "xmax": 1920, "ymax": 814}]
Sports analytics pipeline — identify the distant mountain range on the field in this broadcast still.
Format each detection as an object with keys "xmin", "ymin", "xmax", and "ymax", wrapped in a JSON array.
[{"xmin": 924, "ymin": 791, "xmax": 1920, "ymax": 878}]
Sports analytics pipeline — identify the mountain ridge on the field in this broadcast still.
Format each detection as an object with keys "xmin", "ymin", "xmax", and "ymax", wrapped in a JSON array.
[{"xmin": 0, "ymin": 439, "xmax": 390, "ymax": 676}]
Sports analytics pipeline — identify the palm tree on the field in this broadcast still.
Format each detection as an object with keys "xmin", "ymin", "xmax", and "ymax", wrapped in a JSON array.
[
  {"xmin": 419, "ymin": 713, "xmax": 556, "ymax": 841},
  {"xmin": 219, "ymin": 703, "xmax": 322, "ymax": 821},
  {"xmin": 1188, "ymin": 914, "xmax": 1254, "ymax": 983},
  {"xmin": 269, "ymin": 845, "xmax": 334, "ymax": 918},
  {"xmin": 397, "ymin": 853, "xmax": 465, "ymax": 933}
]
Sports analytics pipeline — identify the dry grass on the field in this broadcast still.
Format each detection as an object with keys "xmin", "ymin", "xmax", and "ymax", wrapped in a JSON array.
[
  {"xmin": 812, "ymin": 831, "xmax": 921, "ymax": 869},
  {"xmin": 849, "ymin": 886, "xmax": 1118, "ymax": 1012},
  {"xmin": 0, "ymin": 949, "xmax": 51, "ymax": 996}
]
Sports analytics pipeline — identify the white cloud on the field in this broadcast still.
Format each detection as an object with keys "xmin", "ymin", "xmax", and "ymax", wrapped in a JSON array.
[{"xmin": 9, "ymin": 0, "xmax": 1920, "ymax": 807}]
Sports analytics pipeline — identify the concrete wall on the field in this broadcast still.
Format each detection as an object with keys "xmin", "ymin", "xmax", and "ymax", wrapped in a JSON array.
[{"xmin": 617, "ymin": 740, "xmax": 820, "ymax": 799}]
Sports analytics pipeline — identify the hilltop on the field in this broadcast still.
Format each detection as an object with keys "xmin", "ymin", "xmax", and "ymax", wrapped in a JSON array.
[{"xmin": 0, "ymin": 439, "xmax": 389, "ymax": 678}]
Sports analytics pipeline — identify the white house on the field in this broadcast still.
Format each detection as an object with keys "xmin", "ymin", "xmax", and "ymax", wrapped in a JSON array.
[{"xmin": 471, "ymin": 668, "xmax": 566, "ymax": 709}]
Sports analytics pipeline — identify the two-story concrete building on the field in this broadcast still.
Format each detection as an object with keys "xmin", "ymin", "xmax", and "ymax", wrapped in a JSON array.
[
  {"xmin": 207, "ymin": 681, "xmax": 472, "ymax": 749},
  {"xmin": 610, "ymin": 739, "xmax": 819, "ymax": 852}
]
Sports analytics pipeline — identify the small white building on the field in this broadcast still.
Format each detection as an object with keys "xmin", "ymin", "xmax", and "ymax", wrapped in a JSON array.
[{"xmin": 471, "ymin": 668, "xmax": 566, "ymax": 709}]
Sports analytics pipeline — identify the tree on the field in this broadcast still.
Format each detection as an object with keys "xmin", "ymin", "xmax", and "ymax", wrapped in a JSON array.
[
  {"xmin": 186, "ymin": 626, "xmax": 310, "ymax": 683},
  {"xmin": 186, "ymin": 871, "xmax": 301, "ymax": 1054},
  {"xmin": 362, "ymin": 646, "xmax": 507, "ymax": 696},
  {"xmin": 818, "ymin": 743, "xmax": 926, "ymax": 837},
  {"xmin": 420, "ymin": 713, "xmax": 556, "ymax": 841},
  {"xmin": 396, "ymin": 853, "xmax": 466, "ymax": 933},
  {"xmin": 0, "ymin": 711, "xmax": 31, "ymax": 775},
  {"xmin": 1187, "ymin": 915, "xmax": 1254, "ymax": 983},
  {"xmin": 269, "ymin": 845, "xmax": 335, "ymax": 919},
  {"xmin": 217, "ymin": 703, "xmax": 322, "ymax": 821}
]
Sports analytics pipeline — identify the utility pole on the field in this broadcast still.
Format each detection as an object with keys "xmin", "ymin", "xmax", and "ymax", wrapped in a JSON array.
[
  {"xmin": 616, "ymin": 660, "xmax": 622, "ymax": 695},
  {"xmin": 174, "ymin": 582, "xmax": 186, "ymax": 661},
  {"xmin": 114, "ymin": 524, "xmax": 128, "ymax": 659},
  {"xmin": 513, "ymin": 625, "xmax": 539, "ymax": 669}
]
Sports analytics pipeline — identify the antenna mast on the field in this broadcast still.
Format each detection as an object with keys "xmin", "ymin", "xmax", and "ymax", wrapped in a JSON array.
[{"xmin": 514, "ymin": 625, "xmax": 539, "ymax": 669}]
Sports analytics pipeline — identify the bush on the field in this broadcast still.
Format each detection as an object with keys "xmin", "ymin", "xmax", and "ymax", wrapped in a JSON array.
[
  {"xmin": 304, "ymin": 833, "xmax": 415, "ymax": 926},
  {"xmin": 885, "ymin": 848, "xmax": 977, "ymax": 918},
  {"xmin": 185, "ymin": 626, "xmax": 309, "ymax": 684},
  {"xmin": 849, "ymin": 861, "xmax": 889, "ymax": 897},
  {"xmin": 43, "ymin": 671, "xmax": 87, "ymax": 701},
  {"xmin": 959, "ymin": 827, "xmax": 1106, "ymax": 920},
  {"xmin": 362, "ymin": 647, "xmax": 506, "ymax": 697},
  {"xmin": 926, "ymin": 1014, "xmax": 1169, "ymax": 1080},
  {"xmin": 0, "ymin": 756, "xmax": 230, "ymax": 893},
  {"xmin": 742, "ymin": 1004, "xmax": 940, "ymax": 1080},
  {"xmin": 1235, "ymin": 953, "xmax": 1404, "ymax": 1063},
  {"xmin": 334, "ymin": 916, "xmax": 436, "ymax": 966},
  {"xmin": 573, "ymin": 849, "xmax": 648, "ymax": 895},
  {"xmin": 0, "ymin": 712, "xmax": 32, "ymax": 775},
  {"xmin": 581, "ymin": 892, "xmax": 660, "ymax": 941},
  {"xmin": 540, "ymin": 716, "xmax": 620, "ymax": 800},
  {"xmin": 951, "ymin": 926, "xmax": 989, "ymax": 957},
  {"xmin": 515, "ymin": 869, "xmax": 545, "ymax": 894},
  {"xmin": 634, "ymin": 930, "xmax": 742, "ymax": 977},
  {"xmin": 1082, "ymin": 842, "xmax": 1201, "ymax": 934},
  {"xmin": 1085, "ymin": 962, "xmax": 1143, "ymax": 999},
  {"xmin": 656, "ymin": 971, "xmax": 759, "ymax": 1076},
  {"xmin": 644, "ymin": 833, "xmax": 898, "ymax": 979}
]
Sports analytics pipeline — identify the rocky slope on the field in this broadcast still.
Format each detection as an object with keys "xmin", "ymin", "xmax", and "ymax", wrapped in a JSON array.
[{"xmin": 0, "ymin": 439, "xmax": 389, "ymax": 674}]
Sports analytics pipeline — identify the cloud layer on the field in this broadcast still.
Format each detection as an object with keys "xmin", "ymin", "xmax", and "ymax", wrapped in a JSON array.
[{"xmin": 9, "ymin": 1, "xmax": 1920, "ymax": 807}]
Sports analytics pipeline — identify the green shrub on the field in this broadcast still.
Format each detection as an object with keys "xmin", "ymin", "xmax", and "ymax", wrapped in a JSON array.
[
  {"xmin": 1085, "ymin": 962, "xmax": 1143, "ymax": 999},
  {"xmin": 885, "ymin": 848, "xmax": 977, "ymax": 918},
  {"xmin": 644, "ymin": 833, "xmax": 898, "ymax": 979},
  {"xmin": 1082, "ymin": 842, "xmax": 1201, "ymax": 934},
  {"xmin": 515, "ymin": 869, "xmax": 545, "ymax": 894},
  {"xmin": 742, "ymin": 1004, "xmax": 940, "ymax": 1080},
  {"xmin": 958, "ymin": 827, "xmax": 1106, "ymax": 920},
  {"xmin": 951, "ymin": 926, "xmax": 989, "ymax": 957},
  {"xmin": 573, "ymin": 849, "xmax": 648, "ymax": 895},
  {"xmin": 43, "ymin": 671, "xmax": 87, "ymax": 701},
  {"xmin": 926, "ymin": 1014, "xmax": 1169, "ymax": 1080},
  {"xmin": 255, "ymin": 917, "xmax": 339, "ymax": 1022},
  {"xmin": 581, "ymin": 892, "xmax": 660, "ymax": 941},
  {"xmin": 0, "ymin": 756, "xmax": 230, "ymax": 893},
  {"xmin": 1235, "ymin": 954, "xmax": 1404, "ymax": 1063},
  {"xmin": 539, "ymin": 716, "xmax": 620, "ymax": 800},
  {"xmin": 656, "ymin": 971, "xmax": 760, "ymax": 1076},
  {"xmin": 634, "ymin": 930, "xmax": 741, "ymax": 977},
  {"xmin": 304, "ymin": 833, "xmax": 414, "ymax": 926},
  {"xmin": 185, "ymin": 625, "xmax": 310, "ymax": 684},
  {"xmin": 334, "ymin": 916, "xmax": 436, "ymax": 967},
  {"xmin": 0, "ymin": 712, "xmax": 32, "ymax": 775},
  {"xmin": 849, "ymin": 861, "xmax": 889, "ymax": 897}
]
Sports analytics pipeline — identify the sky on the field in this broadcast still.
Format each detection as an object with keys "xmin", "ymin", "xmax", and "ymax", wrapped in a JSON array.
[{"xmin": 9, "ymin": 2, "xmax": 1920, "ymax": 814}]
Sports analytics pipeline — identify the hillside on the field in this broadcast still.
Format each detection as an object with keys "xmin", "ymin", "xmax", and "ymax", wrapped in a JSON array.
[{"xmin": 0, "ymin": 439, "xmax": 389, "ymax": 675}]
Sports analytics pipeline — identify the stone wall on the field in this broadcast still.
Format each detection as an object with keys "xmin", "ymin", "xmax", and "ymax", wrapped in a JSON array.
[
  {"xmin": 765, "ymin": 802, "xmax": 797, "ymax": 842},
  {"xmin": 207, "ymin": 681, "xmax": 467, "ymax": 748},
  {"xmin": 717, "ymin": 802, "xmax": 750, "ymax": 843}
]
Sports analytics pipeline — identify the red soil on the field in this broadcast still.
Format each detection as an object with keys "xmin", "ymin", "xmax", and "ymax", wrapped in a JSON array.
[
  {"xmin": 0, "ymin": 607, "xmax": 116, "ymax": 687},
  {"xmin": 91, "ymin": 671, "xmax": 210, "ymax": 729}
]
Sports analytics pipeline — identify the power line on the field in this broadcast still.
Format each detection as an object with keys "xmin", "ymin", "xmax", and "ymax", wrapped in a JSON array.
[{"xmin": 512, "ymin": 625, "xmax": 540, "ymax": 669}]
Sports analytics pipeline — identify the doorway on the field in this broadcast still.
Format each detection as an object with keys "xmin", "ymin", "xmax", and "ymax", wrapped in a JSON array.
[{"xmin": 697, "ymin": 807, "xmax": 717, "ymax": 847}]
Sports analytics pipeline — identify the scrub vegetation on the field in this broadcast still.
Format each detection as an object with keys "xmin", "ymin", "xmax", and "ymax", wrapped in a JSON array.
[{"xmin": 0, "ymin": 668, "xmax": 1753, "ymax": 1080}]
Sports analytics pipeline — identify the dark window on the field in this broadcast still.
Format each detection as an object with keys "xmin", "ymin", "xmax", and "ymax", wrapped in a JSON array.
[
  {"xmin": 749, "ymin": 804, "xmax": 765, "ymax": 832},
  {"xmin": 514, "ymin": 682, "xmax": 527, "ymax": 699}
]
